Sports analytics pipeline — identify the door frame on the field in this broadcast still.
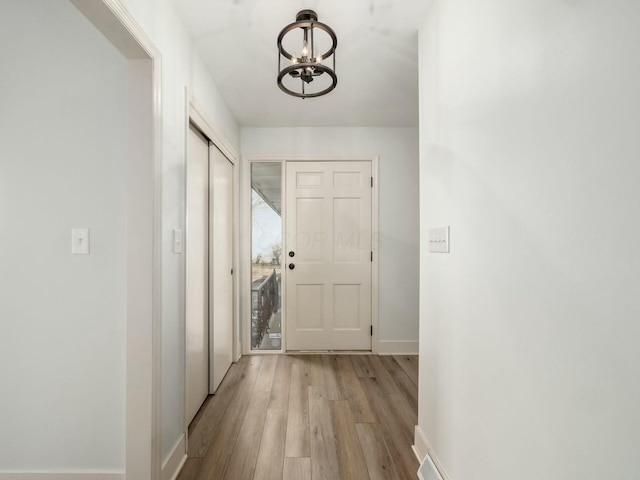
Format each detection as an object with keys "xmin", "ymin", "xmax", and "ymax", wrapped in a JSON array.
[
  {"xmin": 184, "ymin": 90, "xmax": 239, "ymax": 448},
  {"xmin": 71, "ymin": 1, "xmax": 162, "ymax": 477},
  {"xmin": 241, "ymin": 154, "xmax": 380, "ymax": 355}
]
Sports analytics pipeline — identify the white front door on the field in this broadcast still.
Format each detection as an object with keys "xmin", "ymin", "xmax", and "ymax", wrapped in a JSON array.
[
  {"xmin": 210, "ymin": 144, "xmax": 234, "ymax": 392},
  {"xmin": 285, "ymin": 161, "xmax": 372, "ymax": 351},
  {"xmin": 186, "ymin": 124, "xmax": 209, "ymax": 423}
]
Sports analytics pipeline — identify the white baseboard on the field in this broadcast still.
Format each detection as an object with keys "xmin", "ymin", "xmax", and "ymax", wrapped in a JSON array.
[
  {"xmin": 413, "ymin": 425, "xmax": 429, "ymax": 462},
  {"xmin": 0, "ymin": 441, "xmax": 188, "ymax": 480},
  {"xmin": 413, "ymin": 425, "xmax": 452, "ymax": 480},
  {"xmin": 235, "ymin": 341, "xmax": 242, "ymax": 362},
  {"xmin": 161, "ymin": 434, "xmax": 187, "ymax": 480},
  {"xmin": 0, "ymin": 474, "xmax": 124, "ymax": 480},
  {"xmin": 378, "ymin": 340, "xmax": 419, "ymax": 355}
]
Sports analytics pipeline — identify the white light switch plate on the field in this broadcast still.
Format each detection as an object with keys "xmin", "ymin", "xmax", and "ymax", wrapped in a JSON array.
[
  {"xmin": 173, "ymin": 229, "xmax": 183, "ymax": 254},
  {"xmin": 71, "ymin": 228, "xmax": 90, "ymax": 255},
  {"xmin": 428, "ymin": 226, "xmax": 449, "ymax": 253}
]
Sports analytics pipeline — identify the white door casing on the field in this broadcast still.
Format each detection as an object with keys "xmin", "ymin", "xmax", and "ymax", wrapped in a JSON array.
[
  {"xmin": 186, "ymin": 124, "xmax": 209, "ymax": 424},
  {"xmin": 210, "ymin": 144, "xmax": 234, "ymax": 392},
  {"xmin": 285, "ymin": 161, "xmax": 373, "ymax": 351}
]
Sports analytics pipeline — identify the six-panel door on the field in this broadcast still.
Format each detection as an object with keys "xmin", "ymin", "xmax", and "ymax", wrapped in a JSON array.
[{"xmin": 285, "ymin": 161, "xmax": 372, "ymax": 351}]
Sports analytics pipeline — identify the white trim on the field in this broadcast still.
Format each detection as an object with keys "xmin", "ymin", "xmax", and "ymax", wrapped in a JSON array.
[
  {"xmin": 241, "ymin": 155, "xmax": 251, "ymax": 354},
  {"xmin": 242, "ymin": 154, "xmax": 380, "ymax": 355},
  {"xmin": 284, "ymin": 351, "xmax": 380, "ymax": 355},
  {"xmin": 161, "ymin": 434, "xmax": 187, "ymax": 480},
  {"xmin": 371, "ymin": 155, "xmax": 380, "ymax": 353},
  {"xmin": 233, "ymin": 145, "xmax": 243, "ymax": 361},
  {"xmin": 69, "ymin": 1, "xmax": 149, "ymax": 59},
  {"xmin": 71, "ymin": 2, "xmax": 163, "ymax": 479},
  {"xmin": 244, "ymin": 153, "xmax": 379, "ymax": 162},
  {"xmin": 279, "ymin": 160, "xmax": 287, "ymax": 353},
  {"xmin": 101, "ymin": 0, "xmax": 161, "ymax": 57},
  {"xmin": 241, "ymin": 158, "xmax": 284, "ymax": 354},
  {"xmin": 413, "ymin": 426, "xmax": 452, "ymax": 480},
  {"xmin": 0, "ymin": 475, "xmax": 125, "ymax": 480},
  {"xmin": 378, "ymin": 341, "xmax": 419, "ymax": 355},
  {"xmin": 188, "ymin": 94, "xmax": 239, "ymax": 165},
  {"xmin": 413, "ymin": 425, "xmax": 429, "ymax": 462}
]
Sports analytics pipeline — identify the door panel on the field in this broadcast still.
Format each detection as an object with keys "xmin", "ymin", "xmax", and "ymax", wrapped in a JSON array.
[
  {"xmin": 334, "ymin": 284, "xmax": 360, "ymax": 329},
  {"xmin": 333, "ymin": 197, "xmax": 361, "ymax": 263},
  {"xmin": 286, "ymin": 161, "xmax": 372, "ymax": 351},
  {"xmin": 210, "ymin": 144, "xmax": 234, "ymax": 393},
  {"xmin": 296, "ymin": 198, "xmax": 324, "ymax": 263},
  {"xmin": 186, "ymin": 124, "xmax": 209, "ymax": 424}
]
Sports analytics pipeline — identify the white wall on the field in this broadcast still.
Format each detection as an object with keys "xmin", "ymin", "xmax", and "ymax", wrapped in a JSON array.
[
  {"xmin": 117, "ymin": 0, "xmax": 240, "ymax": 463},
  {"xmin": 241, "ymin": 127, "xmax": 419, "ymax": 343},
  {"xmin": 0, "ymin": 0, "xmax": 240, "ymax": 472},
  {"xmin": 418, "ymin": 0, "xmax": 640, "ymax": 479},
  {"xmin": 0, "ymin": 0, "xmax": 127, "ymax": 471}
]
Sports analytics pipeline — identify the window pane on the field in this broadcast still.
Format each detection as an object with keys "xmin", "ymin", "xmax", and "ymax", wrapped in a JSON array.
[{"xmin": 251, "ymin": 163, "xmax": 282, "ymax": 350}]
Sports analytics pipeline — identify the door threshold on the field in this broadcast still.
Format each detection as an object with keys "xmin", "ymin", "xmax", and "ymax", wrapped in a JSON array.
[{"xmin": 287, "ymin": 350, "xmax": 372, "ymax": 355}]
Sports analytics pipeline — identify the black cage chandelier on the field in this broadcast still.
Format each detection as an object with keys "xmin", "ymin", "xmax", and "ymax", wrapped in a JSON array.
[{"xmin": 277, "ymin": 10, "xmax": 337, "ymax": 99}]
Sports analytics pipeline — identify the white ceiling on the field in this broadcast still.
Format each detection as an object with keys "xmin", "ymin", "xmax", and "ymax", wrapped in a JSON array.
[{"xmin": 173, "ymin": 0, "xmax": 433, "ymax": 127}]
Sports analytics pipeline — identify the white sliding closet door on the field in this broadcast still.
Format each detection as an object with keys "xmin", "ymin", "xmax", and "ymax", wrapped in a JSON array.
[
  {"xmin": 186, "ymin": 124, "xmax": 209, "ymax": 424},
  {"xmin": 210, "ymin": 144, "xmax": 234, "ymax": 393}
]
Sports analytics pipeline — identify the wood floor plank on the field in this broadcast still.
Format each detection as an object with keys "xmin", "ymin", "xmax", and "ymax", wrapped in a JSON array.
[
  {"xmin": 393, "ymin": 355, "xmax": 418, "ymax": 388},
  {"xmin": 284, "ymin": 363, "xmax": 310, "ymax": 457},
  {"xmin": 196, "ymin": 359, "xmax": 262, "ymax": 479},
  {"xmin": 184, "ymin": 354, "xmax": 418, "ymax": 480},
  {"xmin": 254, "ymin": 355, "xmax": 278, "ymax": 393},
  {"xmin": 290, "ymin": 354, "xmax": 310, "ymax": 371},
  {"xmin": 237, "ymin": 354, "xmax": 264, "ymax": 367},
  {"xmin": 322, "ymin": 355, "xmax": 346, "ymax": 400},
  {"xmin": 253, "ymin": 409, "xmax": 287, "ymax": 480},
  {"xmin": 308, "ymin": 355, "xmax": 325, "ymax": 385},
  {"xmin": 176, "ymin": 457, "xmax": 203, "ymax": 480},
  {"xmin": 356, "ymin": 422, "xmax": 401, "ymax": 480},
  {"xmin": 283, "ymin": 457, "xmax": 311, "ymax": 480},
  {"xmin": 360, "ymin": 377, "xmax": 420, "ymax": 479},
  {"xmin": 408, "ymin": 354, "xmax": 419, "ymax": 369},
  {"xmin": 308, "ymin": 386, "xmax": 340, "ymax": 480},
  {"xmin": 330, "ymin": 400, "xmax": 369, "ymax": 479},
  {"xmin": 188, "ymin": 363, "xmax": 243, "ymax": 457},
  {"xmin": 352, "ymin": 354, "xmax": 375, "ymax": 377},
  {"xmin": 223, "ymin": 390, "xmax": 270, "ymax": 480},
  {"xmin": 188, "ymin": 394, "xmax": 212, "ymax": 436},
  {"xmin": 379, "ymin": 354, "xmax": 402, "ymax": 372},
  {"xmin": 368, "ymin": 354, "xmax": 401, "ymax": 395},
  {"xmin": 387, "ymin": 392, "xmax": 418, "ymax": 441},
  {"xmin": 391, "ymin": 368, "xmax": 419, "ymax": 414},
  {"xmin": 269, "ymin": 355, "xmax": 293, "ymax": 410},
  {"xmin": 337, "ymin": 356, "xmax": 377, "ymax": 423}
]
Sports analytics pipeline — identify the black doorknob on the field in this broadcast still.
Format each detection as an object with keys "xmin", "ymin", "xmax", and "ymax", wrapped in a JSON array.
[
  {"xmin": 288, "ymin": 251, "xmax": 295, "ymax": 257},
  {"xmin": 288, "ymin": 263, "xmax": 295, "ymax": 270}
]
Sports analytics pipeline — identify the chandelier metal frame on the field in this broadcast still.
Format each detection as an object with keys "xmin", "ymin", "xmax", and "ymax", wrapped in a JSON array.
[{"xmin": 276, "ymin": 10, "xmax": 337, "ymax": 99}]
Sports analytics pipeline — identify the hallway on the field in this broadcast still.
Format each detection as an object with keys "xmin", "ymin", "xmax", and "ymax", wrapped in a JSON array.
[{"xmin": 179, "ymin": 354, "xmax": 419, "ymax": 479}]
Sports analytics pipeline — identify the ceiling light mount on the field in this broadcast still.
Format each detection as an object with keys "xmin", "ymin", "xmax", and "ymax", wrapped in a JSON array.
[{"xmin": 277, "ymin": 10, "xmax": 337, "ymax": 99}]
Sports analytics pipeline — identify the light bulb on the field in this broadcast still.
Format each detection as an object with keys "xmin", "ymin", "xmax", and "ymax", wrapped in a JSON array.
[
  {"xmin": 316, "ymin": 55, "xmax": 323, "ymax": 62},
  {"xmin": 302, "ymin": 40, "xmax": 308, "ymax": 57}
]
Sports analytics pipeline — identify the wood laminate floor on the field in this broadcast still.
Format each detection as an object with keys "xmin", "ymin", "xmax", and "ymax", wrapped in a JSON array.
[{"xmin": 178, "ymin": 354, "xmax": 419, "ymax": 480}]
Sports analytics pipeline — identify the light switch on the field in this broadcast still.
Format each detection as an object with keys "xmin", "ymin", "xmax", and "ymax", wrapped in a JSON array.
[
  {"xmin": 173, "ymin": 229, "xmax": 183, "ymax": 254},
  {"xmin": 71, "ymin": 228, "xmax": 90, "ymax": 255},
  {"xmin": 428, "ymin": 226, "xmax": 450, "ymax": 253}
]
